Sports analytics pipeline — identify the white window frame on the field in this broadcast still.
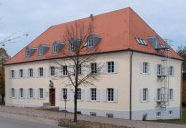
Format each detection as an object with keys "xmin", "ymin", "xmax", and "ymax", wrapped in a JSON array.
[
  {"xmin": 90, "ymin": 88, "xmax": 97, "ymax": 101},
  {"xmin": 11, "ymin": 88, "xmax": 15, "ymax": 98},
  {"xmin": 29, "ymin": 68, "xmax": 33, "ymax": 77},
  {"xmin": 169, "ymin": 66, "xmax": 174, "ymax": 76},
  {"xmin": 107, "ymin": 61, "xmax": 115, "ymax": 73},
  {"xmin": 29, "ymin": 88, "xmax": 34, "ymax": 98},
  {"xmin": 11, "ymin": 70, "xmax": 15, "ymax": 78},
  {"xmin": 39, "ymin": 88, "xmax": 44, "ymax": 99},
  {"xmin": 77, "ymin": 88, "xmax": 81, "ymax": 100},
  {"xmin": 87, "ymin": 38, "xmax": 94, "ymax": 48},
  {"xmin": 19, "ymin": 69, "xmax": 23, "ymax": 78},
  {"xmin": 142, "ymin": 62, "xmax": 149, "ymax": 74},
  {"xmin": 107, "ymin": 88, "xmax": 114, "ymax": 102},
  {"xmin": 142, "ymin": 88, "xmax": 148, "ymax": 102},
  {"xmin": 157, "ymin": 88, "xmax": 161, "ymax": 101},
  {"xmin": 62, "ymin": 88, "xmax": 68, "ymax": 100},
  {"xmin": 91, "ymin": 63, "xmax": 97, "ymax": 74},
  {"xmin": 39, "ymin": 67, "xmax": 44, "ymax": 77},
  {"xmin": 50, "ymin": 66, "xmax": 55, "ymax": 76},
  {"xmin": 19, "ymin": 88, "xmax": 24, "ymax": 98},
  {"xmin": 157, "ymin": 64, "xmax": 162, "ymax": 75},
  {"xmin": 169, "ymin": 88, "xmax": 174, "ymax": 100},
  {"xmin": 62, "ymin": 66, "xmax": 68, "ymax": 76},
  {"xmin": 53, "ymin": 43, "xmax": 58, "ymax": 53}
]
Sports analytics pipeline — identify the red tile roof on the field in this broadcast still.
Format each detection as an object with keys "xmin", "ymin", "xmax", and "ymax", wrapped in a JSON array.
[{"xmin": 5, "ymin": 7, "xmax": 182, "ymax": 65}]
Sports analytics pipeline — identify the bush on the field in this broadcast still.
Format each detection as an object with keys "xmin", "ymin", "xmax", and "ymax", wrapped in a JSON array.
[{"xmin": 58, "ymin": 119, "xmax": 135, "ymax": 128}]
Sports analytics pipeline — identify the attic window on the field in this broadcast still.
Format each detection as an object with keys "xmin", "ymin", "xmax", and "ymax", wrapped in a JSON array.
[
  {"xmin": 87, "ymin": 34, "xmax": 102, "ymax": 49},
  {"xmin": 69, "ymin": 38, "xmax": 80, "ymax": 51},
  {"xmin": 53, "ymin": 41, "xmax": 65, "ymax": 53},
  {"xmin": 136, "ymin": 38, "xmax": 147, "ymax": 46},
  {"xmin": 25, "ymin": 47, "xmax": 37, "ymax": 58},
  {"xmin": 38, "ymin": 44, "xmax": 50, "ymax": 55}
]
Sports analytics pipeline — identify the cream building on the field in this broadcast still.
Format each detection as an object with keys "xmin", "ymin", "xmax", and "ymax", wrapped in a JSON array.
[{"xmin": 4, "ymin": 7, "xmax": 182, "ymax": 120}]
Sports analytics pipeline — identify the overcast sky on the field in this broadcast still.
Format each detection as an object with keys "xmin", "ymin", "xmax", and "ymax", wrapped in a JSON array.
[{"xmin": 0, "ymin": 0, "xmax": 186, "ymax": 56}]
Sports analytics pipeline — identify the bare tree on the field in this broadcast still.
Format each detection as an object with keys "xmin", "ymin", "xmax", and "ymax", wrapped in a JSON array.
[
  {"xmin": 53, "ymin": 20, "xmax": 102, "ymax": 122},
  {"xmin": 177, "ymin": 46, "xmax": 186, "ymax": 73}
]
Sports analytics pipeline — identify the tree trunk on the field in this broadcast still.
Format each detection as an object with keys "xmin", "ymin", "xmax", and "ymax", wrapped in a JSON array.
[{"xmin": 74, "ymin": 86, "xmax": 78, "ymax": 122}]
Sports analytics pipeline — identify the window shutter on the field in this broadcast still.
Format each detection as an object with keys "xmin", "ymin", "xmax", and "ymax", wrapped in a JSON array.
[
  {"xmin": 14, "ymin": 71, "xmax": 17, "ymax": 79},
  {"xmin": 9, "ymin": 71, "xmax": 11, "ymax": 79},
  {"xmin": 43, "ymin": 68, "xmax": 46, "ymax": 77},
  {"xmin": 27, "ymin": 89, "xmax": 30, "ymax": 99},
  {"xmin": 101, "ymin": 62, "xmax": 107, "ymax": 74},
  {"xmin": 59, "ymin": 89, "xmax": 63, "ymax": 101},
  {"xmin": 44, "ymin": 89, "xmax": 48, "ymax": 99},
  {"xmin": 140, "ymin": 62, "xmax": 143, "ymax": 74},
  {"xmin": 172, "ymin": 89, "xmax": 175, "ymax": 101},
  {"xmin": 86, "ymin": 89, "xmax": 91, "ymax": 101},
  {"xmin": 23, "ymin": 89, "xmax": 27, "ymax": 99},
  {"xmin": 140, "ymin": 89, "xmax": 143, "ymax": 102},
  {"xmin": 37, "ymin": 89, "xmax": 40, "ymax": 99},
  {"xmin": 114, "ymin": 89, "xmax": 118, "ymax": 102},
  {"xmin": 27, "ymin": 69, "xmax": 30, "ymax": 78},
  {"xmin": 96, "ymin": 89, "xmax": 100, "ymax": 101},
  {"xmin": 147, "ymin": 89, "xmax": 150, "ymax": 102},
  {"xmin": 114, "ymin": 61, "xmax": 118, "ymax": 74},
  {"xmin": 47, "ymin": 67, "xmax": 51, "ymax": 77},
  {"xmin": 81, "ymin": 89, "xmax": 84, "ymax": 101},
  {"xmin": 15, "ymin": 89, "xmax": 17, "ymax": 98},
  {"xmin": 147, "ymin": 63, "xmax": 151, "ymax": 75},
  {"xmin": 55, "ymin": 67, "xmax": 59, "ymax": 77},
  {"xmin": 33, "ymin": 89, "xmax": 36, "ymax": 99},
  {"xmin": 101, "ymin": 89, "xmax": 107, "ymax": 102},
  {"xmin": 67, "ymin": 89, "xmax": 70, "ymax": 101},
  {"xmin": 9, "ymin": 89, "xmax": 12, "ymax": 98},
  {"xmin": 23, "ymin": 69, "xmax": 26, "ymax": 78}
]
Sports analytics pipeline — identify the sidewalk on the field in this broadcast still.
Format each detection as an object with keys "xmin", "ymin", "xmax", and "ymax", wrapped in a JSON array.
[{"xmin": 0, "ymin": 106, "xmax": 186, "ymax": 128}]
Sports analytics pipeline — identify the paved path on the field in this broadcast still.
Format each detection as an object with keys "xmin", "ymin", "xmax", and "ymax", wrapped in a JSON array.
[
  {"xmin": 0, "ymin": 106, "xmax": 186, "ymax": 128},
  {"xmin": 0, "ymin": 112, "xmax": 61, "ymax": 128}
]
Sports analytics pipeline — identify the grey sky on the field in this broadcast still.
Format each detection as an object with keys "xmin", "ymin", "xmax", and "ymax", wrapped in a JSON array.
[{"xmin": 0, "ymin": 0, "xmax": 186, "ymax": 56}]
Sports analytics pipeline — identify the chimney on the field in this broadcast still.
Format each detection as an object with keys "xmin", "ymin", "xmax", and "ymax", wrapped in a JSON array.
[{"xmin": 89, "ymin": 14, "xmax": 94, "ymax": 21}]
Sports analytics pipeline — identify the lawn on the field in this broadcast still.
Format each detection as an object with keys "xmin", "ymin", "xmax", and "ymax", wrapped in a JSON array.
[{"xmin": 155, "ymin": 107, "xmax": 186, "ymax": 125}]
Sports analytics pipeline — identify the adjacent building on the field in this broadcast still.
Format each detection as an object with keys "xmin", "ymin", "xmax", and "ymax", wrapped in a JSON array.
[{"xmin": 4, "ymin": 7, "xmax": 182, "ymax": 120}]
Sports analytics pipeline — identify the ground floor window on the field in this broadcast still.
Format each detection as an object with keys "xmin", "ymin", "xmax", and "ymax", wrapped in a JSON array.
[
  {"xmin": 77, "ymin": 88, "xmax": 81, "ymax": 100},
  {"xmin": 169, "ymin": 89, "xmax": 173, "ymax": 100},
  {"xmin": 19, "ymin": 88, "xmax": 23, "ymax": 98},
  {"xmin": 91, "ymin": 88, "xmax": 97, "ymax": 101},
  {"xmin": 11, "ymin": 88, "xmax": 15, "ymax": 98},
  {"xmin": 142, "ymin": 88, "xmax": 148, "ymax": 102},
  {"xmin": 39, "ymin": 88, "xmax": 44, "ymax": 99},
  {"xmin": 29, "ymin": 88, "xmax": 34, "ymax": 98},
  {"xmin": 107, "ymin": 88, "xmax": 114, "ymax": 101},
  {"xmin": 63, "ymin": 88, "xmax": 67, "ymax": 100}
]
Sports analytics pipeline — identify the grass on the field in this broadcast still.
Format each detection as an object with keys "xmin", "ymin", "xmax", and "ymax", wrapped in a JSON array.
[{"xmin": 154, "ymin": 107, "xmax": 186, "ymax": 125}]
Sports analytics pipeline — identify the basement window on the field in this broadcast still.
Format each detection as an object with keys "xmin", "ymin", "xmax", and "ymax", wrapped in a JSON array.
[
  {"xmin": 90, "ymin": 112, "xmax": 96, "ymax": 116},
  {"xmin": 135, "ymin": 38, "xmax": 147, "ymax": 45},
  {"xmin": 106, "ymin": 113, "xmax": 114, "ymax": 118}
]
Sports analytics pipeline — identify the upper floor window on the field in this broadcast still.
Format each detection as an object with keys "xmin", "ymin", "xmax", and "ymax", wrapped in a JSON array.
[
  {"xmin": 19, "ymin": 88, "xmax": 24, "ymax": 98},
  {"xmin": 52, "ymin": 42, "xmax": 65, "ymax": 53},
  {"xmin": 11, "ymin": 88, "xmax": 15, "ymax": 98},
  {"xmin": 29, "ymin": 68, "xmax": 33, "ymax": 77},
  {"xmin": 53, "ymin": 43, "xmax": 58, "ymax": 53},
  {"xmin": 29, "ymin": 88, "xmax": 34, "ymax": 98},
  {"xmin": 107, "ymin": 88, "xmax": 114, "ymax": 101},
  {"xmin": 11, "ymin": 70, "xmax": 15, "ymax": 78},
  {"xmin": 107, "ymin": 61, "xmax": 115, "ymax": 73},
  {"xmin": 91, "ymin": 88, "xmax": 97, "ymax": 101},
  {"xmin": 77, "ymin": 88, "xmax": 81, "ymax": 100},
  {"xmin": 157, "ymin": 88, "xmax": 161, "ymax": 101},
  {"xmin": 63, "ymin": 66, "xmax": 68, "ymax": 76},
  {"xmin": 169, "ymin": 89, "xmax": 174, "ymax": 100},
  {"xmin": 142, "ymin": 62, "xmax": 149, "ymax": 74},
  {"xmin": 50, "ymin": 66, "xmax": 55, "ymax": 76},
  {"xmin": 62, "ymin": 88, "xmax": 67, "ymax": 100},
  {"xmin": 91, "ymin": 63, "xmax": 97, "ymax": 74},
  {"xmin": 19, "ymin": 69, "xmax": 23, "ymax": 78},
  {"xmin": 39, "ymin": 67, "xmax": 44, "ymax": 77},
  {"xmin": 169, "ymin": 66, "xmax": 174, "ymax": 76},
  {"xmin": 157, "ymin": 64, "xmax": 162, "ymax": 75},
  {"xmin": 135, "ymin": 38, "xmax": 147, "ymax": 45},
  {"xmin": 39, "ymin": 88, "xmax": 44, "ymax": 99},
  {"xmin": 87, "ymin": 38, "xmax": 94, "ymax": 48}
]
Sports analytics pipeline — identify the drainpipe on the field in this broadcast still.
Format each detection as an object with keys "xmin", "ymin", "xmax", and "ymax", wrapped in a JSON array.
[
  {"xmin": 129, "ymin": 51, "xmax": 133, "ymax": 120},
  {"xmin": 180, "ymin": 62, "xmax": 183, "ymax": 119}
]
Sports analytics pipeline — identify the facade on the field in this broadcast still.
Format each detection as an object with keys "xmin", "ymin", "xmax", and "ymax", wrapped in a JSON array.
[{"xmin": 4, "ymin": 7, "xmax": 182, "ymax": 120}]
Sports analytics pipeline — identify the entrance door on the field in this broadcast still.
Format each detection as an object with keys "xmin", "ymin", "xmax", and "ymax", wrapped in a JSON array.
[{"xmin": 49, "ymin": 88, "xmax": 55, "ymax": 106}]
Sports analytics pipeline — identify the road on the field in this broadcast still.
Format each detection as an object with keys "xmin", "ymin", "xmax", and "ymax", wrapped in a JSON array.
[{"xmin": 0, "ymin": 115, "xmax": 61, "ymax": 128}]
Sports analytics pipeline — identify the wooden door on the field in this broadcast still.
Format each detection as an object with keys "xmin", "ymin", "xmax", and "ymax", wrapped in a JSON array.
[{"xmin": 49, "ymin": 88, "xmax": 55, "ymax": 106}]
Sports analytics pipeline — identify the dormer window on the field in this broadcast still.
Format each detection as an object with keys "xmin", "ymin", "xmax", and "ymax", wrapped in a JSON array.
[
  {"xmin": 135, "ymin": 38, "xmax": 147, "ymax": 45},
  {"xmin": 69, "ymin": 38, "xmax": 80, "ymax": 51},
  {"xmin": 25, "ymin": 47, "xmax": 37, "ymax": 58},
  {"xmin": 53, "ymin": 41, "xmax": 65, "ymax": 53},
  {"xmin": 38, "ymin": 44, "xmax": 49, "ymax": 56},
  {"xmin": 87, "ymin": 34, "xmax": 101, "ymax": 49}
]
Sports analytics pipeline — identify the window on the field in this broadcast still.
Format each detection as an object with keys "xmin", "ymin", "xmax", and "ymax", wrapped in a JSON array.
[
  {"xmin": 106, "ymin": 113, "xmax": 114, "ymax": 118},
  {"xmin": 91, "ymin": 88, "xmax": 97, "ymax": 101},
  {"xmin": 107, "ymin": 61, "xmax": 115, "ymax": 73},
  {"xmin": 169, "ymin": 110, "xmax": 173, "ymax": 115},
  {"xmin": 157, "ymin": 64, "xmax": 162, "ymax": 75},
  {"xmin": 63, "ymin": 88, "xmax": 67, "ymax": 100},
  {"xmin": 19, "ymin": 88, "xmax": 23, "ymax": 98},
  {"xmin": 39, "ymin": 88, "xmax": 44, "ymax": 99},
  {"xmin": 11, "ymin": 88, "xmax": 15, "ymax": 98},
  {"xmin": 29, "ymin": 68, "xmax": 33, "ymax": 77},
  {"xmin": 78, "ymin": 65, "xmax": 81, "ymax": 74},
  {"xmin": 91, "ymin": 63, "xmax": 97, "ymax": 74},
  {"xmin": 29, "ymin": 88, "xmax": 33, "ymax": 98},
  {"xmin": 50, "ymin": 66, "xmax": 55, "ymax": 76},
  {"xmin": 107, "ymin": 88, "xmax": 114, "ymax": 101},
  {"xmin": 39, "ymin": 67, "xmax": 44, "ymax": 77},
  {"xmin": 169, "ymin": 89, "xmax": 173, "ymax": 100},
  {"xmin": 53, "ymin": 43, "xmax": 58, "ymax": 53},
  {"xmin": 77, "ymin": 88, "xmax": 81, "ymax": 100},
  {"xmin": 19, "ymin": 69, "xmax": 23, "ymax": 78},
  {"xmin": 11, "ymin": 70, "xmax": 15, "ymax": 78},
  {"xmin": 156, "ymin": 112, "xmax": 161, "ymax": 117},
  {"xmin": 142, "ymin": 62, "xmax": 149, "ymax": 74},
  {"xmin": 38, "ymin": 46, "xmax": 43, "ymax": 55},
  {"xmin": 142, "ymin": 88, "xmax": 148, "ymax": 102},
  {"xmin": 63, "ymin": 66, "xmax": 68, "ymax": 76},
  {"xmin": 87, "ymin": 38, "xmax": 94, "ymax": 48},
  {"xmin": 135, "ymin": 38, "xmax": 147, "ymax": 45},
  {"xmin": 157, "ymin": 88, "xmax": 161, "ymax": 101},
  {"xmin": 169, "ymin": 66, "xmax": 174, "ymax": 76},
  {"xmin": 90, "ymin": 112, "xmax": 96, "ymax": 116}
]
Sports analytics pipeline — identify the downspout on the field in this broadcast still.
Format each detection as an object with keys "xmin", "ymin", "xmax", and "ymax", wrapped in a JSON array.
[
  {"xmin": 129, "ymin": 51, "xmax": 133, "ymax": 120},
  {"xmin": 180, "ymin": 62, "xmax": 183, "ymax": 119}
]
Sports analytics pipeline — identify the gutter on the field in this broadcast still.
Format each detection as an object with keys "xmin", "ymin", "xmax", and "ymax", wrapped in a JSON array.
[{"xmin": 129, "ymin": 51, "xmax": 133, "ymax": 120}]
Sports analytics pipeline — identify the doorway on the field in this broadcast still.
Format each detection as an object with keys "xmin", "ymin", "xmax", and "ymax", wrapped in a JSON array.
[{"xmin": 49, "ymin": 88, "xmax": 55, "ymax": 106}]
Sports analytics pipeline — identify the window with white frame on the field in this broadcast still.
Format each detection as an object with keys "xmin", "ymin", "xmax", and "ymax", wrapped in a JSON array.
[
  {"xmin": 169, "ymin": 66, "xmax": 174, "ymax": 76},
  {"xmin": 107, "ymin": 88, "xmax": 114, "ymax": 101},
  {"xmin": 50, "ymin": 66, "xmax": 55, "ymax": 76},
  {"xmin": 63, "ymin": 88, "xmax": 67, "ymax": 100},
  {"xmin": 77, "ymin": 88, "xmax": 81, "ymax": 100},
  {"xmin": 91, "ymin": 88, "xmax": 97, "ymax": 101},
  {"xmin": 11, "ymin": 88, "xmax": 15, "ymax": 98},
  {"xmin": 11, "ymin": 70, "xmax": 15, "ymax": 78},
  {"xmin": 39, "ymin": 88, "xmax": 44, "ymax": 99},
  {"xmin": 29, "ymin": 88, "xmax": 33, "ymax": 98},
  {"xmin": 107, "ymin": 61, "xmax": 115, "ymax": 73},
  {"xmin": 29, "ymin": 68, "xmax": 33, "ymax": 77},
  {"xmin": 91, "ymin": 63, "xmax": 97, "ymax": 74},
  {"xmin": 142, "ymin": 62, "xmax": 149, "ymax": 74},
  {"xmin": 157, "ymin": 64, "xmax": 162, "ymax": 75},
  {"xmin": 156, "ymin": 112, "xmax": 161, "ymax": 117},
  {"xmin": 169, "ymin": 89, "xmax": 173, "ymax": 100},
  {"xmin": 19, "ymin": 88, "xmax": 23, "ymax": 98},
  {"xmin": 39, "ymin": 67, "xmax": 44, "ymax": 77},
  {"xmin": 63, "ymin": 66, "xmax": 68, "ymax": 76},
  {"xmin": 142, "ymin": 88, "xmax": 148, "ymax": 102},
  {"xmin": 53, "ymin": 43, "xmax": 58, "ymax": 53},
  {"xmin": 87, "ymin": 38, "xmax": 94, "ymax": 48},
  {"xmin": 157, "ymin": 88, "xmax": 161, "ymax": 101},
  {"xmin": 19, "ymin": 69, "xmax": 23, "ymax": 78}
]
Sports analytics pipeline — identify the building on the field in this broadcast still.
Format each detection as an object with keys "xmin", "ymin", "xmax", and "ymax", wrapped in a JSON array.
[{"xmin": 4, "ymin": 7, "xmax": 182, "ymax": 120}]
